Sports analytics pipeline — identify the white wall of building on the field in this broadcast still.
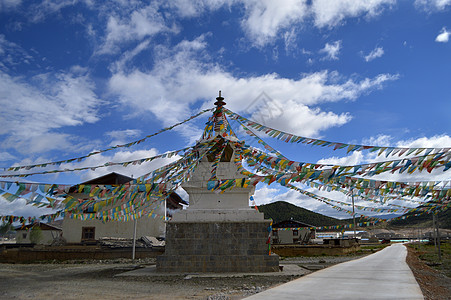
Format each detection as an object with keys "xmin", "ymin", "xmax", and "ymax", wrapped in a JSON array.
[
  {"xmin": 62, "ymin": 216, "xmax": 164, "ymax": 243},
  {"xmin": 16, "ymin": 229, "xmax": 60, "ymax": 245},
  {"xmin": 272, "ymin": 228, "xmax": 311, "ymax": 244}
]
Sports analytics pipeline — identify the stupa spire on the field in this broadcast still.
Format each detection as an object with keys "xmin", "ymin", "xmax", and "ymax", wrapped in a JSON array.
[{"xmin": 214, "ymin": 90, "xmax": 226, "ymax": 107}]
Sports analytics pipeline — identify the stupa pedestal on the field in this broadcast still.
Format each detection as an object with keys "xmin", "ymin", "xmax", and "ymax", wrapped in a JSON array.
[
  {"xmin": 156, "ymin": 161, "xmax": 279, "ymax": 273},
  {"xmin": 157, "ymin": 92, "xmax": 278, "ymax": 272}
]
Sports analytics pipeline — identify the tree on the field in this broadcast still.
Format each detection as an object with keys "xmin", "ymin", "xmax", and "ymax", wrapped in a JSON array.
[
  {"xmin": 0, "ymin": 222, "xmax": 12, "ymax": 236},
  {"xmin": 29, "ymin": 226, "xmax": 43, "ymax": 244}
]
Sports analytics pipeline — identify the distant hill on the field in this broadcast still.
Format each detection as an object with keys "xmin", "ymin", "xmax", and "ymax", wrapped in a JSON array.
[
  {"xmin": 258, "ymin": 201, "xmax": 348, "ymax": 227},
  {"xmin": 258, "ymin": 200, "xmax": 451, "ymax": 230},
  {"xmin": 388, "ymin": 205, "xmax": 451, "ymax": 229}
]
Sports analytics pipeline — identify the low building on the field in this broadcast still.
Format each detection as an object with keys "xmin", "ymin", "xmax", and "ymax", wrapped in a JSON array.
[
  {"xmin": 342, "ymin": 230, "xmax": 369, "ymax": 239},
  {"xmin": 15, "ymin": 223, "xmax": 62, "ymax": 245},
  {"xmin": 271, "ymin": 220, "xmax": 315, "ymax": 244},
  {"xmin": 311, "ymin": 231, "xmax": 341, "ymax": 244},
  {"xmin": 61, "ymin": 172, "xmax": 186, "ymax": 244}
]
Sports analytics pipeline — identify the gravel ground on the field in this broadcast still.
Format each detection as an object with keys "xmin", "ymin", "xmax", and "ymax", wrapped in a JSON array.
[
  {"xmin": 0, "ymin": 255, "xmax": 355, "ymax": 300},
  {"xmin": 1, "ymin": 249, "xmax": 448, "ymax": 299},
  {"xmin": 0, "ymin": 258, "xmax": 304, "ymax": 300}
]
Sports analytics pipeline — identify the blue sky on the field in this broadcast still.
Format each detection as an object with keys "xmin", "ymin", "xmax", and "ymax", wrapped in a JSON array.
[{"xmin": 0, "ymin": 0, "xmax": 450, "ymax": 219}]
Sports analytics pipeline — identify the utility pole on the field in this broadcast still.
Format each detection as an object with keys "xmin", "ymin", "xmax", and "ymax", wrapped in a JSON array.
[
  {"xmin": 352, "ymin": 190, "xmax": 356, "ymax": 239},
  {"xmin": 132, "ymin": 218, "xmax": 137, "ymax": 260},
  {"xmin": 164, "ymin": 194, "xmax": 167, "ymax": 234},
  {"xmin": 433, "ymin": 214, "xmax": 437, "ymax": 251},
  {"xmin": 417, "ymin": 221, "xmax": 420, "ymax": 243},
  {"xmin": 131, "ymin": 174, "xmax": 137, "ymax": 261},
  {"xmin": 436, "ymin": 213, "xmax": 441, "ymax": 261}
]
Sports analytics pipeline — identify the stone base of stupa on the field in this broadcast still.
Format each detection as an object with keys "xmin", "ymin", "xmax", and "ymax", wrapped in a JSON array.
[{"xmin": 156, "ymin": 219, "xmax": 279, "ymax": 273}]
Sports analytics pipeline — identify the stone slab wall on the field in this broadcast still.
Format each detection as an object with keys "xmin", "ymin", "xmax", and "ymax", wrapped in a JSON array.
[
  {"xmin": 157, "ymin": 221, "xmax": 279, "ymax": 272},
  {"xmin": 0, "ymin": 247, "xmax": 163, "ymax": 263}
]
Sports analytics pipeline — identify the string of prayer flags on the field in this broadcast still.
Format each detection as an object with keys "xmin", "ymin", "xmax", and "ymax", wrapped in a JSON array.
[
  {"xmin": 250, "ymin": 196, "xmax": 259, "ymax": 211},
  {"xmin": 0, "ymin": 147, "xmax": 191, "ymax": 178},
  {"xmin": 234, "ymin": 117, "xmax": 287, "ymax": 159},
  {"xmin": 0, "ymin": 141, "xmax": 214, "ymax": 221},
  {"xmin": 253, "ymin": 162, "xmax": 430, "ymax": 207},
  {"xmin": 272, "ymin": 220, "xmax": 380, "ymax": 231},
  {"xmin": 202, "ymin": 106, "xmax": 236, "ymax": 140},
  {"xmin": 239, "ymin": 142, "xmax": 449, "ymax": 178},
  {"xmin": 241, "ymin": 145, "xmax": 449, "ymax": 194},
  {"xmin": 224, "ymin": 108, "xmax": 451, "ymax": 160},
  {"xmin": 2, "ymin": 103, "xmax": 450, "ymax": 227},
  {"xmin": 267, "ymin": 220, "xmax": 272, "ymax": 255},
  {"xmin": 2, "ymin": 108, "xmax": 213, "ymax": 172},
  {"xmin": 237, "ymin": 144, "xmax": 450, "ymax": 201}
]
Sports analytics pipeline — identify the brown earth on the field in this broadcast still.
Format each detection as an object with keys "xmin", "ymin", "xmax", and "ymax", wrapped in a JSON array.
[
  {"xmin": 0, "ymin": 246, "xmax": 449, "ymax": 299},
  {"xmin": 406, "ymin": 245, "xmax": 451, "ymax": 300},
  {"xmin": 0, "ymin": 259, "xmax": 302, "ymax": 300}
]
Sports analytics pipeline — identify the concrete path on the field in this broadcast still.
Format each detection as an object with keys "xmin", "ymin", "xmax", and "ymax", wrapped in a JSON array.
[{"xmin": 244, "ymin": 243, "xmax": 423, "ymax": 300}]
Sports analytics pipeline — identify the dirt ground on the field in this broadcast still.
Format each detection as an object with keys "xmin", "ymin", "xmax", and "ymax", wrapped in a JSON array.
[
  {"xmin": 406, "ymin": 246, "xmax": 451, "ymax": 300},
  {"xmin": 0, "ymin": 248, "xmax": 450, "ymax": 299},
  {"xmin": 0, "ymin": 255, "xmax": 359, "ymax": 300},
  {"xmin": 0, "ymin": 260, "xmax": 302, "ymax": 300}
]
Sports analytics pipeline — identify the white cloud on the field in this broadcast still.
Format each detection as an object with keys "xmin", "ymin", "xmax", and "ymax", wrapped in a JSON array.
[
  {"xmin": 60, "ymin": 148, "xmax": 180, "ymax": 181},
  {"xmin": 167, "ymin": 0, "xmax": 234, "ymax": 18},
  {"xmin": 0, "ymin": 197, "xmax": 55, "ymax": 219},
  {"xmin": 0, "ymin": 34, "xmax": 33, "ymax": 70},
  {"xmin": 314, "ymin": 134, "xmax": 451, "ymax": 182},
  {"xmin": 110, "ymin": 39, "xmax": 151, "ymax": 73},
  {"xmin": 253, "ymin": 185, "xmax": 281, "ymax": 205},
  {"xmin": 253, "ymin": 99, "xmax": 351, "ymax": 137},
  {"xmin": 0, "ymin": 148, "xmax": 182, "ymax": 218},
  {"xmin": 0, "ymin": 0, "xmax": 22, "ymax": 11},
  {"xmin": 0, "ymin": 146, "xmax": 180, "ymax": 191},
  {"xmin": 311, "ymin": 0, "xmax": 395, "ymax": 28},
  {"xmin": 317, "ymin": 151, "xmax": 364, "ymax": 166},
  {"xmin": 98, "ymin": 3, "xmax": 175, "ymax": 55},
  {"xmin": 2, "ymin": 0, "xmax": 422, "ymax": 53},
  {"xmin": 0, "ymin": 70, "xmax": 101, "ymax": 154},
  {"xmin": 240, "ymin": 0, "xmax": 396, "ymax": 46},
  {"xmin": 394, "ymin": 134, "xmax": 451, "ymax": 149},
  {"xmin": 364, "ymin": 46, "xmax": 384, "ymax": 61},
  {"xmin": 26, "ymin": 0, "xmax": 94, "ymax": 22},
  {"xmin": 415, "ymin": 0, "xmax": 451, "ymax": 11},
  {"xmin": 0, "ymin": 0, "xmax": 409, "ymax": 53},
  {"xmin": 253, "ymin": 184, "xmax": 351, "ymax": 219},
  {"xmin": 320, "ymin": 40, "xmax": 342, "ymax": 60},
  {"xmin": 252, "ymin": 178, "xmax": 421, "ymax": 219},
  {"xmin": 108, "ymin": 37, "xmax": 399, "ymax": 139},
  {"xmin": 362, "ymin": 134, "xmax": 393, "ymax": 146},
  {"xmin": 241, "ymin": 0, "xmax": 308, "ymax": 46},
  {"xmin": 283, "ymin": 29, "xmax": 298, "ymax": 54},
  {"xmin": 105, "ymin": 129, "xmax": 142, "ymax": 146},
  {"xmin": 0, "ymin": 151, "xmax": 16, "ymax": 161},
  {"xmin": 435, "ymin": 27, "xmax": 451, "ymax": 43},
  {"xmin": 370, "ymin": 164, "xmax": 450, "ymax": 183}
]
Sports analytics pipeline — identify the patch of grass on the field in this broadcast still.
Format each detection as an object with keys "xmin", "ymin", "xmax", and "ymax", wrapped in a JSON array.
[
  {"xmin": 408, "ymin": 241, "xmax": 451, "ymax": 278},
  {"xmin": 360, "ymin": 244, "xmax": 391, "ymax": 251},
  {"xmin": 356, "ymin": 243, "xmax": 391, "ymax": 254}
]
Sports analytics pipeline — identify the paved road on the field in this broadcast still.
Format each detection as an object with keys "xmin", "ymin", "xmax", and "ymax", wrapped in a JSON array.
[{"xmin": 244, "ymin": 243, "xmax": 423, "ymax": 300}]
